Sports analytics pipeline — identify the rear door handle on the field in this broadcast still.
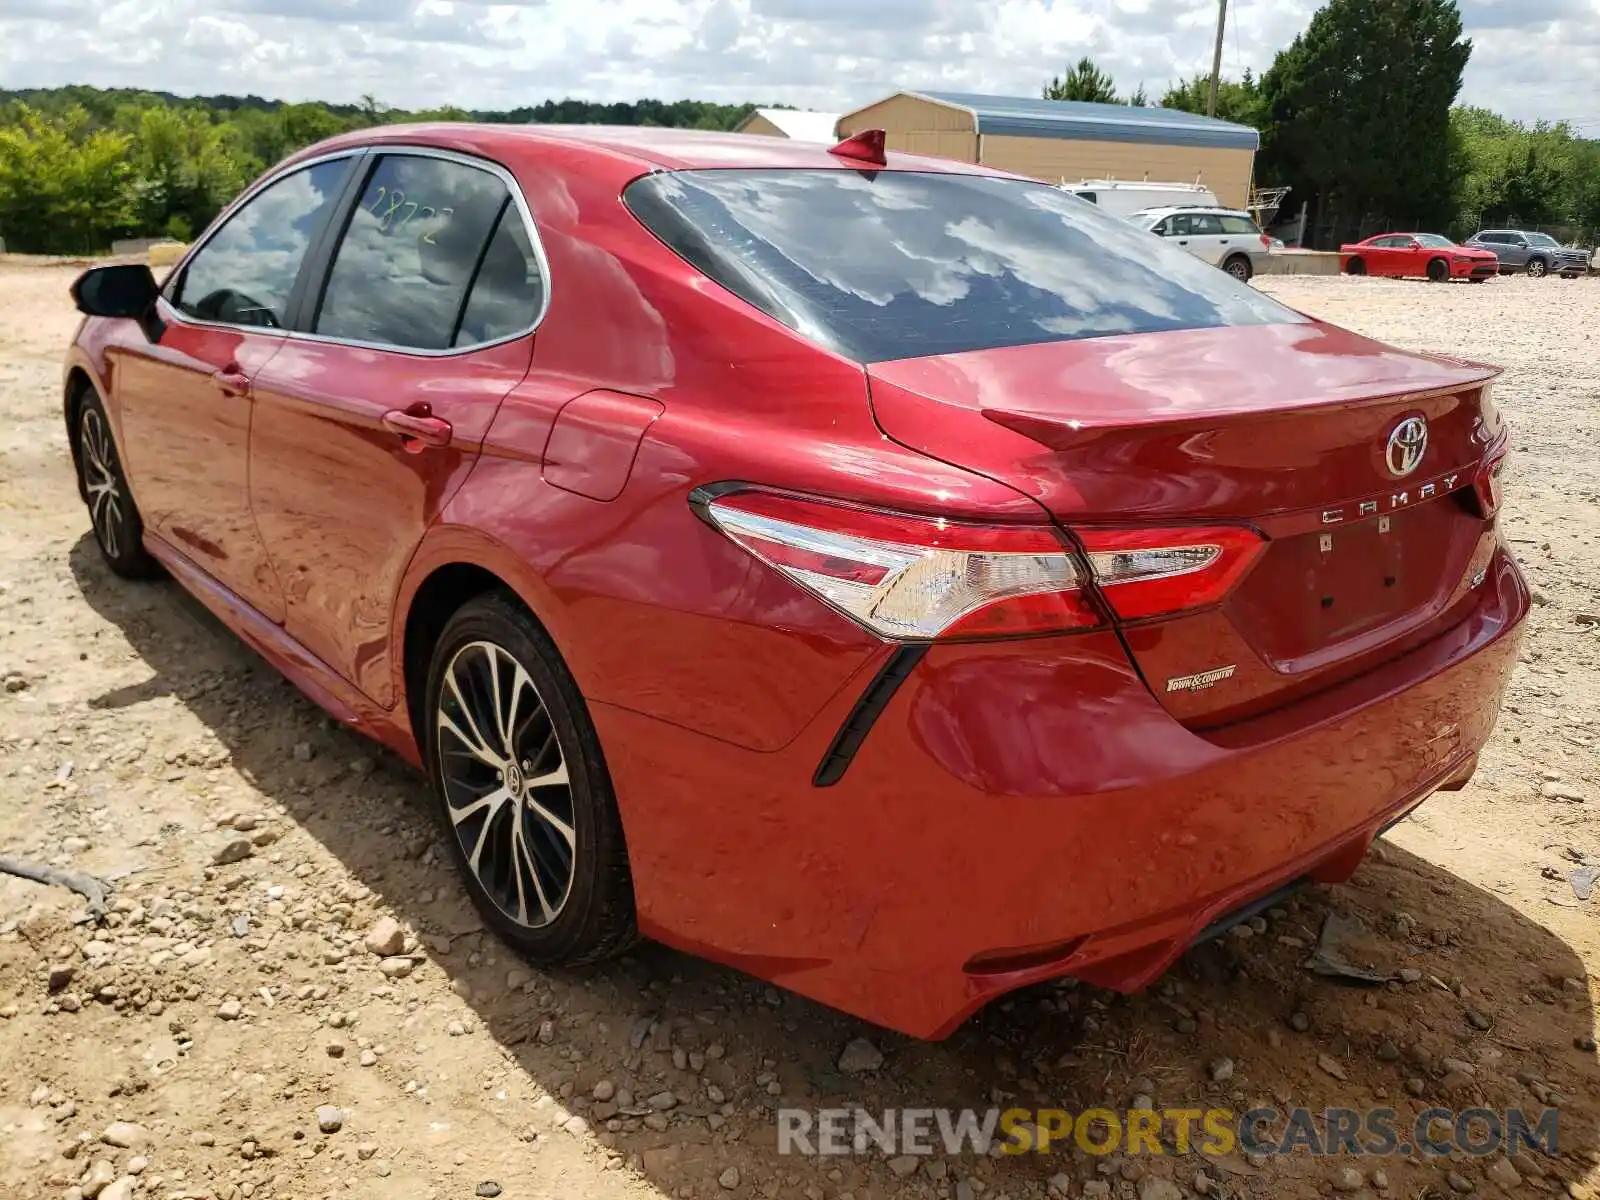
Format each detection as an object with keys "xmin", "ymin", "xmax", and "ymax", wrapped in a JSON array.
[
  {"xmin": 213, "ymin": 367, "xmax": 251, "ymax": 397},
  {"xmin": 382, "ymin": 408, "xmax": 453, "ymax": 451}
]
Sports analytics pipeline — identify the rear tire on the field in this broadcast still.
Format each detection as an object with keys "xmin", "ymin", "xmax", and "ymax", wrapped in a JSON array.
[
  {"xmin": 1527, "ymin": 257, "xmax": 1548, "ymax": 278},
  {"xmin": 74, "ymin": 389, "xmax": 160, "ymax": 579},
  {"xmin": 423, "ymin": 591, "xmax": 637, "ymax": 966},
  {"xmin": 1346, "ymin": 257, "xmax": 1366, "ymax": 276},
  {"xmin": 1426, "ymin": 258, "xmax": 1449, "ymax": 282},
  {"xmin": 1223, "ymin": 254, "xmax": 1253, "ymax": 283}
]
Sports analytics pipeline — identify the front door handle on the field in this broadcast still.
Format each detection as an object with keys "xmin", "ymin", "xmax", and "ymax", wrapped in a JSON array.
[
  {"xmin": 1177, "ymin": 239, "xmax": 1189, "ymax": 245},
  {"xmin": 383, "ymin": 407, "xmax": 453, "ymax": 451},
  {"xmin": 213, "ymin": 367, "xmax": 251, "ymax": 397}
]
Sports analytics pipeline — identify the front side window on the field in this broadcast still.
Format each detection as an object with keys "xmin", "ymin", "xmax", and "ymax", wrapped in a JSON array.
[
  {"xmin": 1526, "ymin": 233, "xmax": 1558, "ymax": 248},
  {"xmin": 174, "ymin": 158, "xmax": 350, "ymax": 329},
  {"xmin": 314, "ymin": 154, "xmax": 541, "ymax": 351},
  {"xmin": 1416, "ymin": 234, "xmax": 1454, "ymax": 248},
  {"xmin": 625, "ymin": 170, "xmax": 1301, "ymax": 363}
]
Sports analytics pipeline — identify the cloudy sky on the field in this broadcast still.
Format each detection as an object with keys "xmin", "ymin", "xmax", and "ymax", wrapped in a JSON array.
[{"xmin": 2, "ymin": 0, "xmax": 1597, "ymax": 130}]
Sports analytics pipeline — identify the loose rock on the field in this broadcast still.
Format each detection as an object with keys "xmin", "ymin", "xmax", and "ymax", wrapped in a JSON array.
[
  {"xmin": 315, "ymin": 1105, "xmax": 345, "ymax": 1133},
  {"xmin": 100, "ymin": 1122, "xmax": 147, "ymax": 1150},
  {"xmin": 364, "ymin": 916, "xmax": 405, "ymax": 957},
  {"xmin": 837, "ymin": 1037, "xmax": 884, "ymax": 1074},
  {"xmin": 719, "ymin": 1166, "xmax": 740, "ymax": 1190},
  {"xmin": 211, "ymin": 839, "xmax": 254, "ymax": 866}
]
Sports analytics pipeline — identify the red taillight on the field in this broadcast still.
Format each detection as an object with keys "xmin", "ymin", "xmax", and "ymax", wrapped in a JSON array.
[
  {"xmin": 699, "ymin": 490, "xmax": 1102, "ymax": 640},
  {"xmin": 1260, "ymin": 234, "xmax": 1272, "ymax": 249},
  {"xmin": 1078, "ymin": 526, "xmax": 1267, "ymax": 621},
  {"xmin": 1472, "ymin": 451, "xmax": 1507, "ymax": 520}
]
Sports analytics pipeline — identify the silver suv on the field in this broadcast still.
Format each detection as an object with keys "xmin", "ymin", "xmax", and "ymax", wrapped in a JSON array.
[
  {"xmin": 1130, "ymin": 206, "xmax": 1272, "ymax": 282},
  {"xmin": 1463, "ymin": 229, "xmax": 1588, "ymax": 278}
]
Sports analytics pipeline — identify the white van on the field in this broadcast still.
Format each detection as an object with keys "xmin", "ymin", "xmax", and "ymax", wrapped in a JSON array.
[{"xmin": 1061, "ymin": 180, "xmax": 1221, "ymax": 219}]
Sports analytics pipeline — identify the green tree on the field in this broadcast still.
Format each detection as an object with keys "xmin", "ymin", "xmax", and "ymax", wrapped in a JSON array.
[
  {"xmin": 1043, "ymin": 57, "xmax": 1120, "ymax": 104},
  {"xmin": 1258, "ymin": 0, "xmax": 1471, "ymax": 244},
  {"xmin": 1125, "ymin": 84, "xmax": 1150, "ymax": 108},
  {"xmin": 1160, "ymin": 71, "xmax": 1263, "ymax": 126},
  {"xmin": 0, "ymin": 105, "xmax": 133, "ymax": 253}
]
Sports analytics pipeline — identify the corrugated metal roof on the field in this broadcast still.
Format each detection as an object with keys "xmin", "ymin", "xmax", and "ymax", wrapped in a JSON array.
[
  {"xmin": 908, "ymin": 91, "xmax": 1260, "ymax": 151},
  {"xmin": 740, "ymin": 108, "xmax": 842, "ymax": 142}
]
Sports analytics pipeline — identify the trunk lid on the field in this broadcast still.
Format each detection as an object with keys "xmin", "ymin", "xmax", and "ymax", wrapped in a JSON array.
[{"xmin": 867, "ymin": 321, "xmax": 1504, "ymax": 725}]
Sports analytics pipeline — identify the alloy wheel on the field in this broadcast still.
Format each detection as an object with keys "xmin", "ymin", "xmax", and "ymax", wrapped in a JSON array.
[
  {"xmin": 80, "ymin": 408, "xmax": 127, "ymax": 561},
  {"xmin": 436, "ymin": 639, "xmax": 576, "ymax": 928},
  {"xmin": 1528, "ymin": 258, "xmax": 1547, "ymax": 277},
  {"xmin": 1225, "ymin": 258, "xmax": 1250, "ymax": 282}
]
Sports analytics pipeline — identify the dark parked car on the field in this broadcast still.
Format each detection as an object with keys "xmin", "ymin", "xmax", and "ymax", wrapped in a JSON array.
[
  {"xmin": 63, "ymin": 124, "xmax": 1528, "ymax": 1039},
  {"xmin": 1464, "ymin": 229, "xmax": 1588, "ymax": 277}
]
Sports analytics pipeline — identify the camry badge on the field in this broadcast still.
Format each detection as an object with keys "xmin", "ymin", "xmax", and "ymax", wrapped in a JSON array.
[
  {"xmin": 1167, "ymin": 665, "xmax": 1237, "ymax": 694},
  {"xmin": 1386, "ymin": 416, "xmax": 1429, "ymax": 478}
]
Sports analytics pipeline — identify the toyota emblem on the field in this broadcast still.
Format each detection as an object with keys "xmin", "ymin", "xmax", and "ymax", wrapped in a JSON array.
[{"xmin": 1385, "ymin": 416, "xmax": 1428, "ymax": 477}]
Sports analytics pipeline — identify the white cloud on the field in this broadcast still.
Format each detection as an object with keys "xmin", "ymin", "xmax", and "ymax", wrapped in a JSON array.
[{"xmin": 2, "ymin": 0, "xmax": 1597, "ymax": 129}]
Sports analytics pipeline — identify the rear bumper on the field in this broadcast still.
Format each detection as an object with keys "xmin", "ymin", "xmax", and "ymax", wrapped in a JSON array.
[{"xmin": 598, "ymin": 545, "xmax": 1528, "ymax": 1038}]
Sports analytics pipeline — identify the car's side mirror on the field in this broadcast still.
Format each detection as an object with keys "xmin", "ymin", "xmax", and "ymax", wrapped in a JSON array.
[
  {"xmin": 70, "ymin": 264, "xmax": 165, "ymax": 342},
  {"xmin": 1409, "ymin": 239, "xmax": 1423, "ymax": 249}
]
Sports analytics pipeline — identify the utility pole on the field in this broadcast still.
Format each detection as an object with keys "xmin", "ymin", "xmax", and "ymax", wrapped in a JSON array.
[{"xmin": 1207, "ymin": 0, "xmax": 1229, "ymax": 117}]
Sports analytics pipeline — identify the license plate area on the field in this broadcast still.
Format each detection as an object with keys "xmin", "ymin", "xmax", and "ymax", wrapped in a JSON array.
[{"xmin": 1226, "ymin": 494, "xmax": 1479, "ymax": 669}]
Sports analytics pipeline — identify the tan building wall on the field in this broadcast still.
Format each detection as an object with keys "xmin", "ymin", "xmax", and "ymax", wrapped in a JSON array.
[
  {"xmin": 979, "ymin": 135, "xmax": 1255, "ymax": 209},
  {"xmin": 836, "ymin": 94, "xmax": 1255, "ymax": 209},
  {"xmin": 840, "ymin": 94, "xmax": 975, "ymax": 136},
  {"xmin": 737, "ymin": 113, "xmax": 788, "ymax": 138},
  {"xmin": 836, "ymin": 95, "xmax": 979, "ymax": 161}
]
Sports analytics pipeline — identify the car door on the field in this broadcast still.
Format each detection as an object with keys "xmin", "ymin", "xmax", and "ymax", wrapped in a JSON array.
[
  {"xmin": 247, "ymin": 149, "xmax": 546, "ymax": 705},
  {"xmin": 1184, "ymin": 212, "xmax": 1228, "ymax": 264},
  {"xmin": 1161, "ymin": 213, "xmax": 1201, "ymax": 259},
  {"xmin": 1495, "ymin": 233, "xmax": 1528, "ymax": 269},
  {"xmin": 115, "ymin": 155, "xmax": 358, "ymax": 620}
]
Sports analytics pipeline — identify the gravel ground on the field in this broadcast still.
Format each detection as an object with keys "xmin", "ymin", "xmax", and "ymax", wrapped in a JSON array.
[{"xmin": 1, "ymin": 266, "xmax": 1598, "ymax": 1200}]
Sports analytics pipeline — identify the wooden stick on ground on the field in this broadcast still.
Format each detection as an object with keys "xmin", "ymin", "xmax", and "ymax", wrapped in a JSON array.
[{"xmin": 0, "ymin": 856, "xmax": 114, "ymax": 916}]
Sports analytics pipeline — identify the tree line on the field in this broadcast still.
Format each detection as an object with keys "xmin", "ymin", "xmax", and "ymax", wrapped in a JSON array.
[
  {"xmin": 0, "ymin": 89, "xmax": 758, "ymax": 254},
  {"xmin": 3, "ymin": 0, "xmax": 1597, "ymax": 254}
]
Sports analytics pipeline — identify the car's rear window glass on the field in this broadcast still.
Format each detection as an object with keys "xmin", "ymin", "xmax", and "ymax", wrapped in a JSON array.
[
  {"xmin": 1220, "ymin": 214, "xmax": 1259, "ymax": 235},
  {"xmin": 624, "ymin": 169, "xmax": 1302, "ymax": 363},
  {"xmin": 315, "ymin": 155, "xmax": 529, "ymax": 351}
]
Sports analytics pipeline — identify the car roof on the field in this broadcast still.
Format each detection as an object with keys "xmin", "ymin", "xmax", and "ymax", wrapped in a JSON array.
[
  {"xmin": 1133, "ymin": 205, "xmax": 1250, "ymax": 217},
  {"xmin": 287, "ymin": 122, "xmax": 1020, "ymax": 178}
]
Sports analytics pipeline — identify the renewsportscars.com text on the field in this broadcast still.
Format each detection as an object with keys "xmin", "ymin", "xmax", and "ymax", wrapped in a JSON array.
[{"xmin": 776, "ymin": 1106, "xmax": 1558, "ymax": 1159}]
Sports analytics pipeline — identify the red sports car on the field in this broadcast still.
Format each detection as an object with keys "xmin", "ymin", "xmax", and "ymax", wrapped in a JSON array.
[
  {"xmin": 65, "ymin": 124, "xmax": 1526, "ymax": 1039},
  {"xmin": 1341, "ymin": 232, "xmax": 1499, "ymax": 281}
]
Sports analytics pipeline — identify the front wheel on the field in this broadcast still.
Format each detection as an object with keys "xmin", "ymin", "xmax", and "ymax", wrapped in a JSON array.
[
  {"xmin": 75, "ymin": 390, "xmax": 160, "ymax": 578},
  {"xmin": 1345, "ymin": 257, "xmax": 1366, "ymax": 276},
  {"xmin": 1426, "ymin": 258, "xmax": 1449, "ymax": 282},
  {"xmin": 424, "ymin": 592, "xmax": 637, "ymax": 965},
  {"xmin": 1223, "ymin": 254, "xmax": 1253, "ymax": 283},
  {"xmin": 1527, "ymin": 258, "xmax": 1548, "ymax": 278}
]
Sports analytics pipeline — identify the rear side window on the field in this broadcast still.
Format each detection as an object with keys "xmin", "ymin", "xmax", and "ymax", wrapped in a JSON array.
[
  {"xmin": 174, "ymin": 158, "xmax": 350, "ymax": 329},
  {"xmin": 1219, "ymin": 215, "xmax": 1259, "ymax": 235},
  {"xmin": 1189, "ymin": 213, "xmax": 1225, "ymax": 235},
  {"xmin": 314, "ymin": 154, "xmax": 543, "ymax": 351},
  {"xmin": 625, "ymin": 170, "xmax": 1300, "ymax": 363},
  {"xmin": 624, "ymin": 170, "xmax": 1299, "ymax": 361}
]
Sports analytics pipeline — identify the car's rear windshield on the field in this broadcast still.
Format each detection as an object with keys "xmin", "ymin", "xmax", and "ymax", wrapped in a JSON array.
[{"xmin": 623, "ymin": 169, "xmax": 1303, "ymax": 363}]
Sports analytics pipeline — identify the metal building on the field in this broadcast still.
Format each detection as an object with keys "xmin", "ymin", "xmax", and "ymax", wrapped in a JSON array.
[{"xmin": 834, "ymin": 91, "xmax": 1259, "ymax": 209}]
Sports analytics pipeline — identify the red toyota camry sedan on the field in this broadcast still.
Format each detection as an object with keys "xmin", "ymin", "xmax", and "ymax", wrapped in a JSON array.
[
  {"xmin": 65, "ymin": 125, "xmax": 1527, "ymax": 1038},
  {"xmin": 1341, "ymin": 232, "xmax": 1499, "ymax": 281}
]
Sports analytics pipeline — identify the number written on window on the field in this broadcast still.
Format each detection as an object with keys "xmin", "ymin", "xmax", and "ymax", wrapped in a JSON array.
[{"xmin": 315, "ymin": 155, "xmax": 544, "ymax": 351}]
